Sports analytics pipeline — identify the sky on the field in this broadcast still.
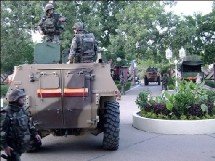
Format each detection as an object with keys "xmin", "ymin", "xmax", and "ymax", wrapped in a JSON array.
[
  {"xmin": 32, "ymin": 1, "xmax": 213, "ymax": 43},
  {"xmin": 165, "ymin": 1, "xmax": 213, "ymax": 16}
]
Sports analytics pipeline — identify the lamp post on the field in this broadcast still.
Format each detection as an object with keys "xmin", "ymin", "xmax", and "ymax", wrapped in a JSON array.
[
  {"xmin": 179, "ymin": 46, "xmax": 186, "ymax": 59},
  {"xmin": 174, "ymin": 59, "xmax": 178, "ymax": 90},
  {"xmin": 165, "ymin": 47, "xmax": 186, "ymax": 92}
]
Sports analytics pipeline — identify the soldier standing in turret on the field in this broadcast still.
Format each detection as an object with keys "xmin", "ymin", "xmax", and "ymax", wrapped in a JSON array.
[
  {"xmin": 38, "ymin": 3, "xmax": 67, "ymax": 44},
  {"xmin": 0, "ymin": 89, "xmax": 41, "ymax": 161},
  {"xmin": 67, "ymin": 22, "xmax": 97, "ymax": 64}
]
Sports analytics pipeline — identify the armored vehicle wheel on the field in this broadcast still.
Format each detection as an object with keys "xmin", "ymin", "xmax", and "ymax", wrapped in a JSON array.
[
  {"xmin": 144, "ymin": 77, "xmax": 148, "ymax": 85},
  {"xmin": 103, "ymin": 101, "xmax": 120, "ymax": 150},
  {"xmin": 158, "ymin": 77, "xmax": 161, "ymax": 85},
  {"xmin": 26, "ymin": 136, "xmax": 42, "ymax": 152}
]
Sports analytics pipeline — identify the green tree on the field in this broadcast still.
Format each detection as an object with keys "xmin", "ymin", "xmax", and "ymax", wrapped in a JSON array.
[
  {"xmin": 1, "ymin": 1, "xmax": 37, "ymax": 73},
  {"xmin": 111, "ymin": 1, "xmax": 173, "ymax": 63},
  {"xmin": 196, "ymin": 11, "xmax": 215, "ymax": 64},
  {"xmin": 1, "ymin": 1, "xmax": 214, "ymax": 75}
]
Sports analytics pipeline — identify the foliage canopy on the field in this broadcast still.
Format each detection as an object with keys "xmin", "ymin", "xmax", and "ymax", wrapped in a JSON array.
[{"xmin": 1, "ymin": 1, "xmax": 214, "ymax": 74}]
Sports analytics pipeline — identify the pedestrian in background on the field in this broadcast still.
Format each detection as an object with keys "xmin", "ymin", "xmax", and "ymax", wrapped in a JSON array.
[
  {"xmin": 196, "ymin": 73, "xmax": 202, "ymax": 84},
  {"xmin": 120, "ymin": 74, "xmax": 126, "ymax": 95}
]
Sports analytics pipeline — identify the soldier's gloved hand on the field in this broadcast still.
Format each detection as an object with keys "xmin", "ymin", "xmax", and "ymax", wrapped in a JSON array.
[
  {"xmin": 4, "ymin": 146, "xmax": 13, "ymax": 156},
  {"xmin": 67, "ymin": 60, "xmax": 71, "ymax": 64},
  {"xmin": 59, "ymin": 17, "xmax": 67, "ymax": 22},
  {"xmin": 35, "ymin": 134, "xmax": 41, "ymax": 142}
]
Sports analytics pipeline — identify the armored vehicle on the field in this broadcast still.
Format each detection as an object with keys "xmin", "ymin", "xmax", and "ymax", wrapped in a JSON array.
[
  {"xmin": 7, "ymin": 43, "xmax": 120, "ymax": 151},
  {"xmin": 181, "ymin": 60, "xmax": 204, "ymax": 82},
  {"xmin": 144, "ymin": 67, "xmax": 161, "ymax": 85}
]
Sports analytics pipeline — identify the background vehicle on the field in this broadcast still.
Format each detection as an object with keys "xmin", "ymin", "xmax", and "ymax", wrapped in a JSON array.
[
  {"xmin": 144, "ymin": 67, "xmax": 161, "ymax": 85},
  {"xmin": 8, "ymin": 43, "xmax": 120, "ymax": 151},
  {"xmin": 180, "ymin": 60, "xmax": 204, "ymax": 82}
]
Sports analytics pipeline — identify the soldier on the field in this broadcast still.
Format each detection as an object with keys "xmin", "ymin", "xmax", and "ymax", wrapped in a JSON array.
[
  {"xmin": 196, "ymin": 73, "xmax": 202, "ymax": 84},
  {"xmin": 67, "ymin": 22, "xmax": 97, "ymax": 64},
  {"xmin": 162, "ymin": 73, "xmax": 168, "ymax": 90},
  {"xmin": 38, "ymin": 3, "xmax": 67, "ymax": 44},
  {"xmin": 120, "ymin": 74, "xmax": 126, "ymax": 95},
  {"xmin": 0, "ymin": 89, "xmax": 41, "ymax": 161}
]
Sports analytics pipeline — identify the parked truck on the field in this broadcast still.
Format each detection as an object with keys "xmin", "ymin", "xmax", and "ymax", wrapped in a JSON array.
[{"xmin": 180, "ymin": 60, "xmax": 204, "ymax": 82}]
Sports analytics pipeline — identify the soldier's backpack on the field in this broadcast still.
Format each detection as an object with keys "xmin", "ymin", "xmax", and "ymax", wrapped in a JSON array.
[
  {"xmin": 75, "ymin": 33, "xmax": 96, "ymax": 62},
  {"xmin": 43, "ymin": 14, "xmax": 61, "ymax": 34}
]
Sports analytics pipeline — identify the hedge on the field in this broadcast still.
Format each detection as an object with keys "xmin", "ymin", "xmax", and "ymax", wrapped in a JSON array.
[{"xmin": 115, "ymin": 81, "xmax": 131, "ymax": 92}]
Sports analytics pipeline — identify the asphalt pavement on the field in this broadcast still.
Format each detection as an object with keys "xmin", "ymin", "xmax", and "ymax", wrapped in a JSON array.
[{"xmin": 2, "ymin": 83, "xmax": 215, "ymax": 161}]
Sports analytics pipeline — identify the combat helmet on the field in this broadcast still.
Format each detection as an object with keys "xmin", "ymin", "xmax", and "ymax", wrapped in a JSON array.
[
  {"xmin": 7, "ymin": 89, "xmax": 26, "ymax": 102},
  {"xmin": 73, "ymin": 22, "xmax": 85, "ymax": 31},
  {"xmin": 45, "ymin": 3, "xmax": 54, "ymax": 12}
]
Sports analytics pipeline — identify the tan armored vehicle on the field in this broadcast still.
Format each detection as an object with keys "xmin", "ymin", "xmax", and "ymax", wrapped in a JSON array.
[
  {"xmin": 144, "ymin": 67, "xmax": 161, "ymax": 85},
  {"xmin": 8, "ymin": 43, "xmax": 120, "ymax": 151}
]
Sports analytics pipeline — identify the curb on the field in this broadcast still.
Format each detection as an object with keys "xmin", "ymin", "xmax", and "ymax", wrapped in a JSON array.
[{"xmin": 132, "ymin": 112, "xmax": 215, "ymax": 135}]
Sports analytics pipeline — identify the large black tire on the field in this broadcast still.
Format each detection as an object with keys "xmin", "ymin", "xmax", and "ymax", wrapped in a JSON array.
[
  {"xmin": 103, "ymin": 101, "xmax": 120, "ymax": 150},
  {"xmin": 26, "ymin": 136, "xmax": 42, "ymax": 153}
]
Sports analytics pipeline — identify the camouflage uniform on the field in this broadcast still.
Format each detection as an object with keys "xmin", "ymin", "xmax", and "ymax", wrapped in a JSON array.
[
  {"xmin": 120, "ymin": 76, "xmax": 126, "ymax": 95},
  {"xmin": 44, "ymin": 34, "xmax": 60, "ymax": 44},
  {"xmin": 162, "ymin": 74, "xmax": 168, "ymax": 90},
  {"xmin": 38, "ymin": 3, "xmax": 66, "ymax": 44},
  {"xmin": 68, "ymin": 22, "xmax": 97, "ymax": 64},
  {"xmin": 0, "ymin": 89, "xmax": 39, "ymax": 161}
]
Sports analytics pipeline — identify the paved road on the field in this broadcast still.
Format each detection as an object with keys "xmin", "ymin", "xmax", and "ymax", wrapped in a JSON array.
[{"xmin": 3, "ymin": 83, "xmax": 215, "ymax": 161}]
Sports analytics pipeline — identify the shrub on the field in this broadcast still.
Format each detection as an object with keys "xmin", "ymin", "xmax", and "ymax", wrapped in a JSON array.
[
  {"xmin": 206, "ymin": 90, "xmax": 215, "ymax": 104},
  {"xmin": 136, "ymin": 80, "xmax": 215, "ymax": 120},
  {"xmin": 116, "ymin": 84, "xmax": 121, "ymax": 91},
  {"xmin": 114, "ymin": 80, "xmax": 120, "ymax": 85},
  {"xmin": 115, "ymin": 80, "xmax": 131, "ymax": 92},
  {"xmin": 125, "ymin": 81, "xmax": 131, "ymax": 91},
  {"xmin": 168, "ymin": 84, "xmax": 175, "ymax": 90},
  {"xmin": 205, "ymin": 80, "xmax": 215, "ymax": 88},
  {"xmin": 136, "ymin": 90, "xmax": 150, "ymax": 111},
  {"xmin": 1, "ymin": 84, "xmax": 9, "ymax": 97},
  {"xmin": 167, "ymin": 77, "xmax": 175, "ymax": 86},
  {"xmin": 115, "ymin": 80, "xmax": 121, "ymax": 91}
]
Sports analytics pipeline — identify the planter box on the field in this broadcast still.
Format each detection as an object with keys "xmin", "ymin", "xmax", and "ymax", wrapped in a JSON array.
[{"xmin": 133, "ymin": 112, "xmax": 215, "ymax": 134}]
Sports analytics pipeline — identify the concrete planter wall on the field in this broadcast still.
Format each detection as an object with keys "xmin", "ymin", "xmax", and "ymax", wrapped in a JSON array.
[{"xmin": 133, "ymin": 112, "xmax": 215, "ymax": 134}]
